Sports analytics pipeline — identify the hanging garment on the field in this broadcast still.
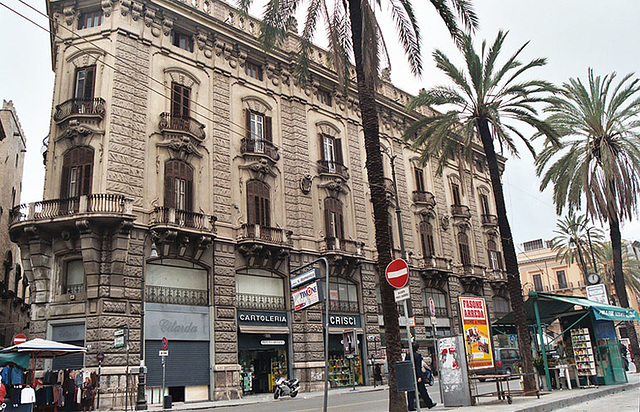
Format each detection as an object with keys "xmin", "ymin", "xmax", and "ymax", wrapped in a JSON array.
[
  {"xmin": 20, "ymin": 387, "xmax": 35, "ymax": 404},
  {"xmin": 11, "ymin": 367, "xmax": 24, "ymax": 385},
  {"xmin": 11, "ymin": 387, "xmax": 21, "ymax": 407},
  {"xmin": 1, "ymin": 367, "xmax": 10, "ymax": 385}
]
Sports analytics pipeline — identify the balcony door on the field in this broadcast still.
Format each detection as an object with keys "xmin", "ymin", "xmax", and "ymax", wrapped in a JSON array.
[
  {"xmin": 74, "ymin": 66, "xmax": 95, "ymax": 113},
  {"xmin": 164, "ymin": 160, "xmax": 193, "ymax": 212},
  {"xmin": 61, "ymin": 147, "xmax": 94, "ymax": 212},
  {"xmin": 322, "ymin": 134, "xmax": 343, "ymax": 173},
  {"xmin": 247, "ymin": 180, "xmax": 271, "ymax": 229},
  {"xmin": 324, "ymin": 197, "xmax": 345, "ymax": 248},
  {"xmin": 245, "ymin": 110, "xmax": 272, "ymax": 154}
]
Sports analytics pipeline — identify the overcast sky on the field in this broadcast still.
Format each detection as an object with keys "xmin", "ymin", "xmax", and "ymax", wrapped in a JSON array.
[{"xmin": 1, "ymin": 0, "xmax": 639, "ymax": 248}]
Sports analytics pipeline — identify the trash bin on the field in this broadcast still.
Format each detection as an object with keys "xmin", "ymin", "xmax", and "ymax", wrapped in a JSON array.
[
  {"xmin": 395, "ymin": 360, "xmax": 415, "ymax": 392},
  {"xmin": 163, "ymin": 395, "xmax": 172, "ymax": 409}
]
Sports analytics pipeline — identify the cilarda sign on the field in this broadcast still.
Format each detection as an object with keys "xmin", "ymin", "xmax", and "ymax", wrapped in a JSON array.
[{"xmin": 459, "ymin": 297, "xmax": 494, "ymax": 370}]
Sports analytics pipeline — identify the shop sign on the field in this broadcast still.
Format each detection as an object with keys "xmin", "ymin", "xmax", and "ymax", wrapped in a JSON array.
[
  {"xmin": 290, "ymin": 268, "xmax": 321, "ymax": 289},
  {"xmin": 324, "ymin": 314, "xmax": 362, "ymax": 328},
  {"xmin": 238, "ymin": 310, "xmax": 289, "ymax": 326},
  {"xmin": 145, "ymin": 303, "xmax": 210, "ymax": 341},
  {"xmin": 343, "ymin": 329, "xmax": 358, "ymax": 357},
  {"xmin": 292, "ymin": 281, "xmax": 323, "ymax": 311},
  {"xmin": 586, "ymin": 284, "xmax": 608, "ymax": 304},
  {"xmin": 459, "ymin": 297, "xmax": 494, "ymax": 371},
  {"xmin": 261, "ymin": 340, "xmax": 286, "ymax": 346}
]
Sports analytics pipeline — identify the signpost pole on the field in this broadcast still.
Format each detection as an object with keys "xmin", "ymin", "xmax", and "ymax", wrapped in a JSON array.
[
  {"xmin": 162, "ymin": 356, "xmax": 166, "ymax": 410},
  {"xmin": 125, "ymin": 324, "xmax": 130, "ymax": 412},
  {"xmin": 404, "ymin": 299, "xmax": 421, "ymax": 412}
]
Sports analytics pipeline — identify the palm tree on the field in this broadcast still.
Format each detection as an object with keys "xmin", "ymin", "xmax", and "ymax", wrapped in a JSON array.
[
  {"xmin": 536, "ymin": 68, "xmax": 640, "ymax": 370},
  {"xmin": 239, "ymin": 0, "xmax": 478, "ymax": 408},
  {"xmin": 404, "ymin": 31, "xmax": 558, "ymax": 392},
  {"xmin": 550, "ymin": 213, "xmax": 604, "ymax": 283},
  {"xmin": 598, "ymin": 241, "xmax": 640, "ymax": 301}
]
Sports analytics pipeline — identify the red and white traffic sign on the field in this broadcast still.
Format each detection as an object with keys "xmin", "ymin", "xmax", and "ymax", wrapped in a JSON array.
[
  {"xmin": 13, "ymin": 334, "xmax": 27, "ymax": 345},
  {"xmin": 428, "ymin": 297, "xmax": 436, "ymax": 317},
  {"xmin": 161, "ymin": 337, "xmax": 168, "ymax": 350},
  {"xmin": 385, "ymin": 258, "xmax": 409, "ymax": 288}
]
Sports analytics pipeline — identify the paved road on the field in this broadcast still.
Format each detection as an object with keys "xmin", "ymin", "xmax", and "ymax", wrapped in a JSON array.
[{"xmin": 560, "ymin": 387, "xmax": 640, "ymax": 411}]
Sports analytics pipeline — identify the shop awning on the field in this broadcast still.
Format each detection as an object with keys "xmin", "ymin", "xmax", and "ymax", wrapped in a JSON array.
[{"xmin": 493, "ymin": 292, "xmax": 640, "ymax": 326}]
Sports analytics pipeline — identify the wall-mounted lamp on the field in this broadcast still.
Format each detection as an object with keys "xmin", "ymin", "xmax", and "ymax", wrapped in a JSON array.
[{"xmin": 150, "ymin": 242, "xmax": 159, "ymax": 258}]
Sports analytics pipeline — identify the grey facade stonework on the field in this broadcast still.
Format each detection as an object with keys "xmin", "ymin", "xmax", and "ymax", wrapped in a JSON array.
[{"xmin": 9, "ymin": 0, "xmax": 510, "ymax": 407}]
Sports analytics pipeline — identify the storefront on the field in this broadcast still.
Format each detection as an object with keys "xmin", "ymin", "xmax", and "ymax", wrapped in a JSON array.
[
  {"xmin": 325, "ymin": 313, "xmax": 365, "ymax": 387},
  {"xmin": 237, "ymin": 310, "xmax": 290, "ymax": 394},
  {"xmin": 144, "ymin": 303, "xmax": 211, "ymax": 403}
]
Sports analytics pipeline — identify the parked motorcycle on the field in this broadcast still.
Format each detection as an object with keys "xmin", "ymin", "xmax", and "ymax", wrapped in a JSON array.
[{"xmin": 273, "ymin": 377, "xmax": 299, "ymax": 399}]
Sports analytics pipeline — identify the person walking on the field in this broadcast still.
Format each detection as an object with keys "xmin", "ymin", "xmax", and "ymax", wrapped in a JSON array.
[{"xmin": 407, "ymin": 342, "xmax": 436, "ymax": 410}]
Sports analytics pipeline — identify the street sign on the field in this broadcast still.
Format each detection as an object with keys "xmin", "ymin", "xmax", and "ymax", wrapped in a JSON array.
[
  {"xmin": 428, "ymin": 297, "xmax": 436, "ymax": 317},
  {"xmin": 97, "ymin": 352, "xmax": 105, "ymax": 362},
  {"xmin": 385, "ymin": 259, "xmax": 409, "ymax": 288},
  {"xmin": 114, "ymin": 329, "xmax": 125, "ymax": 349},
  {"xmin": 293, "ymin": 280, "xmax": 323, "ymax": 311},
  {"xmin": 161, "ymin": 337, "xmax": 168, "ymax": 350},
  {"xmin": 159, "ymin": 350, "xmax": 169, "ymax": 357},
  {"xmin": 291, "ymin": 268, "xmax": 321, "ymax": 289},
  {"xmin": 394, "ymin": 286, "xmax": 410, "ymax": 302},
  {"xmin": 13, "ymin": 334, "xmax": 26, "ymax": 345},
  {"xmin": 430, "ymin": 316, "xmax": 437, "ymax": 325}
]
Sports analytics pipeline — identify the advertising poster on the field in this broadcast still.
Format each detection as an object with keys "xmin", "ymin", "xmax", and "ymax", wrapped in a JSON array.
[{"xmin": 459, "ymin": 297, "xmax": 494, "ymax": 370}]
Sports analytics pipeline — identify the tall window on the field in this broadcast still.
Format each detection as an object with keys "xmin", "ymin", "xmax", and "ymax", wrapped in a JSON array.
[
  {"xmin": 324, "ymin": 197, "xmax": 345, "ymax": 240},
  {"xmin": 423, "ymin": 288, "xmax": 448, "ymax": 317},
  {"xmin": 171, "ymin": 82, "xmax": 191, "ymax": 119},
  {"xmin": 237, "ymin": 270, "xmax": 284, "ymax": 311},
  {"xmin": 74, "ymin": 66, "xmax": 96, "ymax": 113},
  {"xmin": 171, "ymin": 30, "xmax": 193, "ymax": 52},
  {"xmin": 329, "ymin": 277, "xmax": 359, "ymax": 313},
  {"xmin": 247, "ymin": 180, "xmax": 270, "ymax": 227},
  {"xmin": 480, "ymin": 193, "xmax": 491, "ymax": 216},
  {"xmin": 556, "ymin": 270, "xmax": 567, "ymax": 289},
  {"xmin": 415, "ymin": 167, "xmax": 425, "ymax": 192},
  {"xmin": 458, "ymin": 231, "xmax": 471, "ymax": 266},
  {"xmin": 321, "ymin": 134, "xmax": 343, "ymax": 173},
  {"xmin": 61, "ymin": 147, "xmax": 94, "ymax": 198},
  {"xmin": 245, "ymin": 110, "xmax": 272, "ymax": 153},
  {"xmin": 64, "ymin": 259, "xmax": 84, "ymax": 294},
  {"xmin": 493, "ymin": 297, "xmax": 510, "ymax": 319},
  {"xmin": 487, "ymin": 239, "xmax": 503, "ymax": 270},
  {"xmin": 78, "ymin": 10, "xmax": 103, "ymax": 29},
  {"xmin": 419, "ymin": 221, "xmax": 435, "ymax": 258},
  {"xmin": 317, "ymin": 89, "xmax": 332, "ymax": 106},
  {"xmin": 533, "ymin": 274, "xmax": 543, "ymax": 291},
  {"xmin": 451, "ymin": 182, "xmax": 461, "ymax": 205},
  {"xmin": 164, "ymin": 160, "xmax": 193, "ymax": 211},
  {"xmin": 245, "ymin": 61, "xmax": 263, "ymax": 80}
]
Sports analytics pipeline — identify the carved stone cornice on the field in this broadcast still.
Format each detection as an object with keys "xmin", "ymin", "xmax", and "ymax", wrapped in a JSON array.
[{"xmin": 238, "ymin": 159, "xmax": 278, "ymax": 180}]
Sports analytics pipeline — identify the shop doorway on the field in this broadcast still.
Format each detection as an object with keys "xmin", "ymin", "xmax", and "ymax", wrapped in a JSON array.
[
  {"xmin": 239, "ymin": 349, "xmax": 287, "ymax": 394},
  {"xmin": 168, "ymin": 386, "xmax": 185, "ymax": 403},
  {"xmin": 328, "ymin": 334, "xmax": 363, "ymax": 387}
]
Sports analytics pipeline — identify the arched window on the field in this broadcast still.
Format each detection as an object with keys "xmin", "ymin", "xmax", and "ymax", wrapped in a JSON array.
[
  {"xmin": 164, "ymin": 160, "xmax": 193, "ymax": 211},
  {"xmin": 61, "ymin": 147, "xmax": 94, "ymax": 199},
  {"xmin": 493, "ymin": 297, "xmax": 510, "ymax": 319},
  {"xmin": 329, "ymin": 277, "xmax": 359, "ymax": 313},
  {"xmin": 458, "ymin": 231, "xmax": 471, "ymax": 266},
  {"xmin": 487, "ymin": 239, "xmax": 503, "ymax": 270},
  {"xmin": 236, "ymin": 270, "xmax": 285, "ymax": 311},
  {"xmin": 419, "ymin": 221, "xmax": 435, "ymax": 258},
  {"xmin": 324, "ymin": 197, "xmax": 345, "ymax": 244},
  {"xmin": 422, "ymin": 288, "xmax": 448, "ymax": 318},
  {"xmin": 246, "ymin": 180, "xmax": 270, "ymax": 227}
]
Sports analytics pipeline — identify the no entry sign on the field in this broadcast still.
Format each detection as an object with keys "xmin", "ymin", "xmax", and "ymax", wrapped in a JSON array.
[
  {"xmin": 13, "ymin": 334, "xmax": 26, "ymax": 345},
  {"xmin": 385, "ymin": 258, "xmax": 409, "ymax": 288}
]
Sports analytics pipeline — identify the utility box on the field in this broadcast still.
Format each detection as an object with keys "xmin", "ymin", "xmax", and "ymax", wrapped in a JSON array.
[
  {"xmin": 163, "ymin": 395, "xmax": 172, "ymax": 409},
  {"xmin": 395, "ymin": 360, "xmax": 415, "ymax": 392}
]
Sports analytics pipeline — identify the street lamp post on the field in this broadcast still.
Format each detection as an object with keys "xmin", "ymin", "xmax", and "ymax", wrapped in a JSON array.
[{"xmin": 136, "ymin": 237, "xmax": 157, "ymax": 411}]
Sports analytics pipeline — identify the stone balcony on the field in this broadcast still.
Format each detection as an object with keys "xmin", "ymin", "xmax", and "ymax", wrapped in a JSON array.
[
  {"xmin": 451, "ymin": 204, "xmax": 471, "ymax": 219},
  {"xmin": 149, "ymin": 207, "xmax": 216, "ymax": 259},
  {"xmin": 53, "ymin": 98, "xmax": 106, "ymax": 124},
  {"xmin": 317, "ymin": 160, "xmax": 349, "ymax": 181},
  {"xmin": 240, "ymin": 138, "xmax": 280, "ymax": 162},
  {"xmin": 481, "ymin": 214, "xmax": 498, "ymax": 227},
  {"xmin": 412, "ymin": 190, "xmax": 436, "ymax": 208},
  {"xmin": 158, "ymin": 112, "xmax": 206, "ymax": 142}
]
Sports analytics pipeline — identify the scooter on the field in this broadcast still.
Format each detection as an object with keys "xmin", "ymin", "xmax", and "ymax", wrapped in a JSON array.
[{"xmin": 273, "ymin": 377, "xmax": 299, "ymax": 399}]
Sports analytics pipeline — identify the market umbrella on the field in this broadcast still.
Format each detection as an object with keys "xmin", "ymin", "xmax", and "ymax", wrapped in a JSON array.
[{"xmin": 0, "ymin": 338, "xmax": 86, "ymax": 357}]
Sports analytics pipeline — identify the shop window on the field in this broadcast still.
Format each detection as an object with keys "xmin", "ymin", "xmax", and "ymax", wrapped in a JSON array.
[
  {"xmin": 493, "ymin": 296, "xmax": 510, "ymax": 319},
  {"xmin": 51, "ymin": 324, "xmax": 85, "ymax": 370},
  {"xmin": 556, "ymin": 270, "xmax": 567, "ymax": 289},
  {"xmin": 324, "ymin": 197, "xmax": 345, "ymax": 245},
  {"xmin": 171, "ymin": 30, "xmax": 194, "ymax": 52},
  {"xmin": 422, "ymin": 288, "xmax": 448, "ymax": 317},
  {"xmin": 533, "ymin": 274, "xmax": 543, "ymax": 291},
  {"xmin": 146, "ymin": 259, "xmax": 208, "ymax": 306},
  {"xmin": 236, "ymin": 271, "xmax": 284, "ymax": 311},
  {"xmin": 245, "ymin": 110, "xmax": 272, "ymax": 153},
  {"xmin": 245, "ymin": 61, "xmax": 263, "ymax": 80},
  {"xmin": 317, "ymin": 89, "xmax": 332, "ymax": 106},
  {"xmin": 329, "ymin": 277, "xmax": 358, "ymax": 313},
  {"xmin": 64, "ymin": 259, "xmax": 84, "ymax": 295},
  {"xmin": 78, "ymin": 10, "xmax": 103, "ymax": 29},
  {"xmin": 247, "ymin": 180, "xmax": 271, "ymax": 227},
  {"xmin": 60, "ymin": 147, "xmax": 93, "ymax": 202},
  {"xmin": 415, "ymin": 167, "xmax": 425, "ymax": 192},
  {"xmin": 164, "ymin": 160, "xmax": 193, "ymax": 212},
  {"xmin": 487, "ymin": 239, "xmax": 503, "ymax": 270},
  {"xmin": 320, "ymin": 134, "xmax": 344, "ymax": 173},
  {"xmin": 451, "ymin": 182, "xmax": 462, "ymax": 205},
  {"xmin": 419, "ymin": 221, "xmax": 435, "ymax": 258},
  {"xmin": 458, "ymin": 231, "xmax": 471, "ymax": 266}
]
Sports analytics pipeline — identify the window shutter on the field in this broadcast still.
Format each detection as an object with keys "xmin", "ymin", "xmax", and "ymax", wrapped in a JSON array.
[
  {"xmin": 84, "ymin": 66, "xmax": 95, "ymax": 100},
  {"xmin": 335, "ymin": 138, "xmax": 343, "ymax": 164},
  {"xmin": 320, "ymin": 136, "xmax": 326, "ymax": 161},
  {"xmin": 247, "ymin": 183, "xmax": 256, "ymax": 225},
  {"xmin": 182, "ymin": 86, "xmax": 191, "ymax": 118},
  {"xmin": 263, "ymin": 197, "xmax": 270, "ymax": 227},
  {"xmin": 60, "ymin": 164, "xmax": 70, "ymax": 198},
  {"xmin": 324, "ymin": 203, "xmax": 332, "ymax": 237},
  {"xmin": 245, "ymin": 109, "xmax": 252, "ymax": 139},
  {"xmin": 338, "ymin": 212, "xmax": 344, "ymax": 239},
  {"xmin": 164, "ymin": 162, "xmax": 175, "ymax": 209},
  {"xmin": 186, "ymin": 177, "xmax": 193, "ymax": 212},
  {"xmin": 264, "ymin": 116, "xmax": 272, "ymax": 142},
  {"xmin": 81, "ymin": 163, "xmax": 92, "ymax": 195}
]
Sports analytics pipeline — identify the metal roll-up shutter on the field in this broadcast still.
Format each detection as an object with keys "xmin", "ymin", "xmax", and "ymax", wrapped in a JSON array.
[
  {"xmin": 52, "ymin": 340, "xmax": 85, "ymax": 371},
  {"xmin": 145, "ymin": 340, "xmax": 209, "ymax": 386}
]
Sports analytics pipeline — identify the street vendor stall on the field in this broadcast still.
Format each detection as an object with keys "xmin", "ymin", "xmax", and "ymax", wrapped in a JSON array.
[{"xmin": 493, "ymin": 292, "xmax": 639, "ymax": 391}]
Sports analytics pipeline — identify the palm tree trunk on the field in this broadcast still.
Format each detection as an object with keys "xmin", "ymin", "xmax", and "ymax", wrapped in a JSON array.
[
  {"xmin": 347, "ymin": 0, "xmax": 404, "ymax": 409},
  {"xmin": 477, "ymin": 119, "xmax": 536, "ymax": 392},
  {"xmin": 608, "ymin": 216, "xmax": 640, "ymax": 370}
]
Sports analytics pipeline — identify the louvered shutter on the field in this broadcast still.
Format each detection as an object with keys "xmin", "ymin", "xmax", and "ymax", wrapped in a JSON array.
[
  {"xmin": 245, "ymin": 109, "xmax": 252, "ymax": 139},
  {"xmin": 186, "ymin": 165, "xmax": 193, "ymax": 211},
  {"xmin": 335, "ymin": 138, "xmax": 343, "ymax": 164},
  {"xmin": 264, "ymin": 116, "xmax": 272, "ymax": 142},
  {"xmin": 164, "ymin": 162, "xmax": 175, "ymax": 209}
]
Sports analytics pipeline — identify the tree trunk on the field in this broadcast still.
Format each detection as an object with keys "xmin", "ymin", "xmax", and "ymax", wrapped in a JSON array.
[
  {"xmin": 477, "ymin": 119, "xmax": 536, "ymax": 392},
  {"xmin": 347, "ymin": 0, "xmax": 404, "ymax": 410},
  {"xmin": 608, "ymin": 216, "xmax": 640, "ymax": 370}
]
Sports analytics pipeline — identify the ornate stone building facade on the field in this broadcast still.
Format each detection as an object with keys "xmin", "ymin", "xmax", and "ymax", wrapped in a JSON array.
[
  {"xmin": 10, "ymin": 0, "xmax": 509, "ymax": 407},
  {"xmin": 0, "ymin": 100, "xmax": 31, "ymax": 345}
]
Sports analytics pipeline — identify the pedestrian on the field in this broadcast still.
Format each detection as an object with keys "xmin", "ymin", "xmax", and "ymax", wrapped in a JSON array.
[
  {"xmin": 373, "ymin": 363, "xmax": 382, "ymax": 386},
  {"xmin": 407, "ymin": 342, "xmax": 437, "ymax": 410},
  {"xmin": 81, "ymin": 377, "xmax": 93, "ymax": 412},
  {"xmin": 620, "ymin": 342, "xmax": 629, "ymax": 371}
]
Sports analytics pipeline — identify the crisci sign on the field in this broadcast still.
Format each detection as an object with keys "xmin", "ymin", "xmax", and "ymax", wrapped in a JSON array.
[
  {"xmin": 324, "ymin": 314, "xmax": 362, "ymax": 328},
  {"xmin": 237, "ymin": 311, "xmax": 288, "ymax": 326}
]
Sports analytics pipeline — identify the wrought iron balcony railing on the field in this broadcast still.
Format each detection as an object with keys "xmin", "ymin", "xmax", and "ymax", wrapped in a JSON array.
[
  {"xmin": 237, "ymin": 224, "xmax": 293, "ymax": 246},
  {"xmin": 240, "ymin": 138, "xmax": 280, "ymax": 161},
  {"xmin": 451, "ymin": 204, "xmax": 471, "ymax": 218},
  {"xmin": 237, "ymin": 293, "xmax": 286, "ymax": 311},
  {"xmin": 151, "ymin": 207, "xmax": 216, "ymax": 232},
  {"xmin": 412, "ymin": 190, "xmax": 436, "ymax": 207},
  {"xmin": 317, "ymin": 160, "xmax": 349, "ymax": 180},
  {"xmin": 329, "ymin": 300, "xmax": 359, "ymax": 313},
  {"xmin": 54, "ymin": 98, "xmax": 106, "ymax": 123},
  {"xmin": 324, "ymin": 237, "xmax": 363, "ymax": 255},
  {"xmin": 481, "ymin": 214, "xmax": 498, "ymax": 226},
  {"xmin": 159, "ymin": 112, "xmax": 206, "ymax": 141},
  {"xmin": 10, "ymin": 194, "xmax": 133, "ymax": 225},
  {"xmin": 145, "ymin": 285, "xmax": 208, "ymax": 306},
  {"xmin": 66, "ymin": 284, "xmax": 84, "ymax": 295}
]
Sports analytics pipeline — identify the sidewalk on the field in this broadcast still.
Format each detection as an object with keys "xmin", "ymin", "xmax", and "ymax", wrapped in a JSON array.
[{"xmin": 147, "ymin": 373, "xmax": 640, "ymax": 411}]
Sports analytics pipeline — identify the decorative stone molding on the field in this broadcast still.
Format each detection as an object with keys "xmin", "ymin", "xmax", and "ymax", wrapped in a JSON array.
[
  {"xmin": 238, "ymin": 159, "xmax": 277, "ymax": 181},
  {"xmin": 56, "ymin": 120, "xmax": 102, "ymax": 146},
  {"xmin": 440, "ymin": 214, "xmax": 450, "ymax": 231},
  {"xmin": 66, "ymin": 49, "xmax": 104, "ymax": 68},
  {"xmin": 316, "ymin": 121, "xmax": 340, "ymax": 138},
  {"xmin": 120, "ymin": 0, "xmax": 132, "ymax": 17},
  {"xmin": 196, "ymin": 28, "xmax": 213, "ymax": 58},
  {"xmin": 63, "ymin": 6, "xmax": 76, "ymax": 26},
  {"xmin": 131, "ymin": 0, "xmax": 144, "ymax": 20},
  {"xmin": 242, "ymin": 96, "xmax": 272, "ymax": 116},
  {"xmin": 299, "ymin": 174, "xmax": 313, "ymax": 194},
  {"xmin": 162, "ymin": 17, "xmax": 173, "ymax": 36},
  {"xmin": 318, "ymin": 178, "xmax": 349, "ymax": 196},
  {"xmin": 101, "ymin": 0, "xmax": 114, "ymax": 17},
  {"xmin": 156, "ymin": 134, "xmax": 203, "ymax": 161},
  {"xmin": 165, "ymin": 68, "xmax": 200, "ymax": 90}
]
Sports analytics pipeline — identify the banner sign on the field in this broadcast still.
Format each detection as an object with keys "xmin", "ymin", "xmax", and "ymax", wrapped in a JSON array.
[
  {"xmin": 459, "ymin": 297, "xmax": 494, "ymax": 370},
  {"xmin": 293, "ymin": 281, "xmax": 322, "ymax": 311}
]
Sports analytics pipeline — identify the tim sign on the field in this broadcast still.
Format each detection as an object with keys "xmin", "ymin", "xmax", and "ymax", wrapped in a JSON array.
[{"xmin": 293, "ymin": 281, "xmax": 322, "ymax": 311}]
